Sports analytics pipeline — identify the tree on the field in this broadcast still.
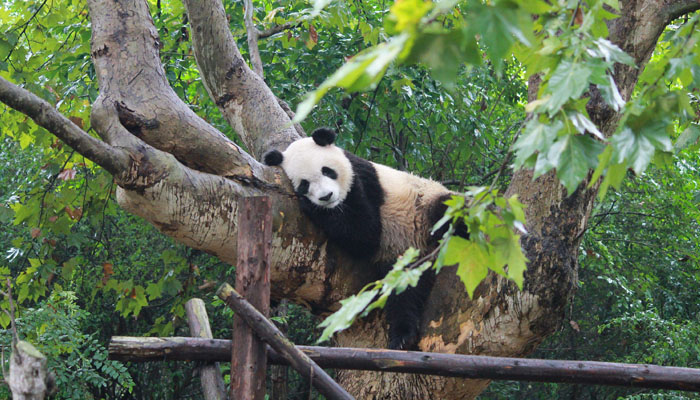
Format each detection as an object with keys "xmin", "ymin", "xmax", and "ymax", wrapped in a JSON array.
[{"xmin": 1, "ymin": 0, "xmax": 698, "ymax": 398}]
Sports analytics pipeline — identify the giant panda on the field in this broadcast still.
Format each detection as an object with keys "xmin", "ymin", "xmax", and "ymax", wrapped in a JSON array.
[{"xmin": 263, "ymin": 127, "xmax": 462, "ymax": 349}]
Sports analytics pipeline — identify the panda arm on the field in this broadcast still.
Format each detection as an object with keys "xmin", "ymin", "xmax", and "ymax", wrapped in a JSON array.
[{"xmin": 300, "ymin": 190, "xmax": 382, "ymax": 260}]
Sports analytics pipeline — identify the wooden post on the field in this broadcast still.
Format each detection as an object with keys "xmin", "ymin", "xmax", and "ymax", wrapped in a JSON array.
[
  {"xmin": 185, "ymin": 298, "xmax": 227, "ymax": 400},
  {"xmin": 232, "ymin": 196, "xmax": 272, "ymax": 400},
  {"xmin": 217, "ymin": 284, "xmax": 355, "ymax": 400}
]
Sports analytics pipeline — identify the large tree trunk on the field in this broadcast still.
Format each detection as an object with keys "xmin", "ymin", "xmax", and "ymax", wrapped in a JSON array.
[{"xmin": 2, "ymin": 0, "xmax": 698, "ymax": 398}]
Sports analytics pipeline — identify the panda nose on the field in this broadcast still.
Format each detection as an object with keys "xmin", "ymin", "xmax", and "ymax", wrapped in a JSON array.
[{"xmin": 319, "ymin": 193, "xmax": 332, "ymax": 202}]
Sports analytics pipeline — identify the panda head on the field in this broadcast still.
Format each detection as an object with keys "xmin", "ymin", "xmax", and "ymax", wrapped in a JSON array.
[{"xmin": 263, "ymin": 128, "xmax": 353, "ymax": 209}]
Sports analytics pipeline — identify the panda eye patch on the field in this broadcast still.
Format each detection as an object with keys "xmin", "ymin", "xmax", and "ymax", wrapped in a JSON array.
[
  {"xmin": 322, "ymin": 167, "xmax": 338, "ymax": 180},
  {"xmin": 297, "ymin": 179, "xmax": 310, "ymax": 195}
]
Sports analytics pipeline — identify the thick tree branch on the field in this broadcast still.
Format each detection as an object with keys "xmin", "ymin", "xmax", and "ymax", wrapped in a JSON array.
[
  {"xmin": 183, "ymin": 0, "xmax": 300, "ymax": 158},
  {"xmin": 243, "ymin": 0, "xmax": 265, "ymax": 78},
  {"xmin": 83, "ymin": 0, "xmax": 371, "ymax": 313},
  {"xmin": 87, "ymin": 0, "xmax": 258, "ymax": 178},
  {"xmin": 664, "ymin": 1, "xmax": 700, "ymax": 22},
  {"xmin": 0, "ymin": 76, "xmax": 128, "ymax": 175}
]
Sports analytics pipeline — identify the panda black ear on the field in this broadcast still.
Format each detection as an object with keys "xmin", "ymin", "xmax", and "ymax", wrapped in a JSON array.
[
  {"xmin": 263, "ymin": 150, "xmax": 284, "ymax": 166},
  {"xmin": 311, "ymin": 128, "xmax": 337, "ymax": 146}
]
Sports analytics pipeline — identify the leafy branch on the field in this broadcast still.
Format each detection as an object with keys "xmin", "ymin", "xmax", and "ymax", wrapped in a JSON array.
[{"xmin": 318, "ymin": 188, "xmax": 528, "ymax": 342}]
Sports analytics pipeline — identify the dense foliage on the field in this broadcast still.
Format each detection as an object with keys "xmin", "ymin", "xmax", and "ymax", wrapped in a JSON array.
[{"xmin": 0, "ymin": 0, "xmax": 698, "ymax": 398}]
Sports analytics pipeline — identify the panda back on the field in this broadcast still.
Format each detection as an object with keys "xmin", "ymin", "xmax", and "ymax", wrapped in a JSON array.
[{"xmin": 371, "ymin": 163, "xmax": 451, "ymax": 263}]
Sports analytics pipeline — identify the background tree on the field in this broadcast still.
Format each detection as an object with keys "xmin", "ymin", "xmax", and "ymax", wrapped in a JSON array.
[{"xmin": 0, "ymin": 0, "xmax": 699, "ymax": 399}]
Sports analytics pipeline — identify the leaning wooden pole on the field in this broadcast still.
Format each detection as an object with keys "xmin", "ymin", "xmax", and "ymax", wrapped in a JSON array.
[
  {"xmin": 217, "ymin": 284, "xmax": 355, "ymax": 400},
  {"xmin": 185, "ymin": 299, "xmax": 227, "ymax": 400},
  {"xmin": 109, "ymin": 336, "xmax": 700, "ymax": 393},
  {"xmin": 232, "ymin": 196, "xmax": 272, "ymax": 400}
]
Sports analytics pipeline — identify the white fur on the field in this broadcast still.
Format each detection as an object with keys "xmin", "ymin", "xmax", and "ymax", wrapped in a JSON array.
[
  {"xmin": 371, "ymin": 163, "xmax": 449, "ymax": 263},
  {"xmin": 280, "ymin": 137, "xmax": 354, "ymax": 208}
]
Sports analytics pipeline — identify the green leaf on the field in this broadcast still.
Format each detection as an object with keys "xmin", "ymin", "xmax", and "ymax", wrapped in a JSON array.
[
  {"xmin": 404, "ymin": 30, "xmax": 480, "ymax": 85},
  {"xmin": 598, "ymin": 161, "xmax": 627, "ymax": 198},
  {"xmin": 568, "ymin": 111, "xmax": 604, "ymax": 140},
  {"xmin": 590, "ymin": 72, "xmax": 625, "ymax": 111},
  {"xmin": 146, "ymin": 281, "xmax": 163, "ymax": 300},
  {"xmin": 161, "ymin": 249, "xmax": 180, "ymax": 265},
  {"xmin": 513, "ymin": 119, "xmax": 563, "ymax": 169},
  {"xmin": 492, "ymin": 233, "xmax": 528, "ymax": 289},
  {"xmin": 638, "ymin": 121, "xmax": 672, "ymax": 153},
  {"xmin": 311, "ymin": 0, "xmax": 333, "ymax": 14},
  {"xmin": 19, "ymin": 132, "xmax": 33, "ymax": 149},
  {"xmin": 62, "ymin": 257, "xmax": 79, "ymax": 279},
  {"xmin": 545, "ymin": 61, "xmax": 592, "ymax": 113},
  {"xmin": 294, "ymin": 34, "xmax": 409, "ymax": 122},
  {"xmin": 388, "ymin": 0, "xmax": 433, "ymax": 33},
  {"xmin": 469, "ymin": 3, "xmax": 531, "ymax": 72},
  {"xmin": 603, "ymin": 0, "xmax": 620, "ymax": 10},
  {"xmin": 554, "ymin": 135, "xmax": 605, "ymax": 195},
  {"xmin": 611, "ymin": 127, "xmax": 655, "ymax": 174},
  {"xmin": 591, "ymin": 38, "xmax": 635, "ymax": 66},
  {"xmin": 0, "ymin": 310, "xmax": 9, "ymax": 329},
  {"xmin": 589, "ymin": 144, "xmax": 613, "ymax": 188},
  {"xmin": 444, "ymin": 236, "xmax": 490, "ymax": 298},
  {"xmin": 507, "ymin": 195, "xmax": 527, "ymax": 234},
  {"xmin": 317, "ymin": 290, "xmax": 378, "ymax": 343},
  {"xmin": 653, "ymin": 150, "xmax": 673, "ymax": 168},
  {"xmin": 18, "ymin": 283, "xmax": 29, "ymax": 304},
  {"xmin": 11, "ymin": 201, "xmax": 38, "ymax": 225},
  {"xmin": 132, "ymin": 286, "xmax": 148, "ymax": 315},
  {"xmin": 518, "ymin": 0, "xmax": 552, "ymax": 14},
  {"xmin": 674, "ymin": 124, "xmax": 700, "ymax": 152},
  {"xmin": 429, "ymin": 0, "xmax": 462, "ymax": 17}
]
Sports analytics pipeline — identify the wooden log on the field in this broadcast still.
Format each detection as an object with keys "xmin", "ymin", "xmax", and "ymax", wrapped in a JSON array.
[
  {"xmin": 109, "ymin": 336, "xmax": 700, "ymax": 393},
  {"xmin": 233, "ymin": 196, "xmax": 272, "ymax": 400},
  {"xmin": 217, "ymin": 283, "xmax": 355, "ymax": 400},
  {"xmin": 185, "ymin": 298, "xmax": 227, "ymax": 400}
]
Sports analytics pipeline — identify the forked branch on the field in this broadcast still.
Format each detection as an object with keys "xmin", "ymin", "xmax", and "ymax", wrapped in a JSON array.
[{"xmin": 182, "ymin": 0, "xmax": 300, "ymax": 158}]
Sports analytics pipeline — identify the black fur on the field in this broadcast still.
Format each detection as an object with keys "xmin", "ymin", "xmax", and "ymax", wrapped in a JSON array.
[
  {"xmin": 298, "ymin": 151, "xmax": 384, "ymax": 260},
  {"xmin": 263, "ymin": 150, "xmax": 283, "ymax": 166},
  {"xmin": 384, "ymin": 267, "xmax": 436, "ymax": 350},
  {"xmin": 383, "ymin": 193, "xmax": 469, "ymax": 349},
  {"xmin": 321, "ymin": 166, "xmax": 337, "ymax": 179},
  {"xmin": 428, "ymin": 193, "xmax": 470, "ymax": 240},
  {"xmin": 311, "ymin": 127, "xmax": 337, "ymax": 146}
]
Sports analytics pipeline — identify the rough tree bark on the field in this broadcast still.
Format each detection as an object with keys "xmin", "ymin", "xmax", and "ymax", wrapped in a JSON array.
[
  {"xmin": 1, "ymin": 0, "xmax": 698, "ymax": 398},
  {"xmin": 8, "ymin": 341, "xmax": 55, "ymax": 400}
]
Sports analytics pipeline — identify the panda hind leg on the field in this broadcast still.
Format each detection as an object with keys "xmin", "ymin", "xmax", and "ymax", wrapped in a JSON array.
[{"xmin": 384, "ymin": 269, "xmax": 436, "ymax": 350}]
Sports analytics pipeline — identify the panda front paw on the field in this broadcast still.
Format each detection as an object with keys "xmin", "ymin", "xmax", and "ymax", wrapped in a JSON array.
[{"xmin": 388, "ymin": 322, "xmax": 420, "ymax": 350}]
